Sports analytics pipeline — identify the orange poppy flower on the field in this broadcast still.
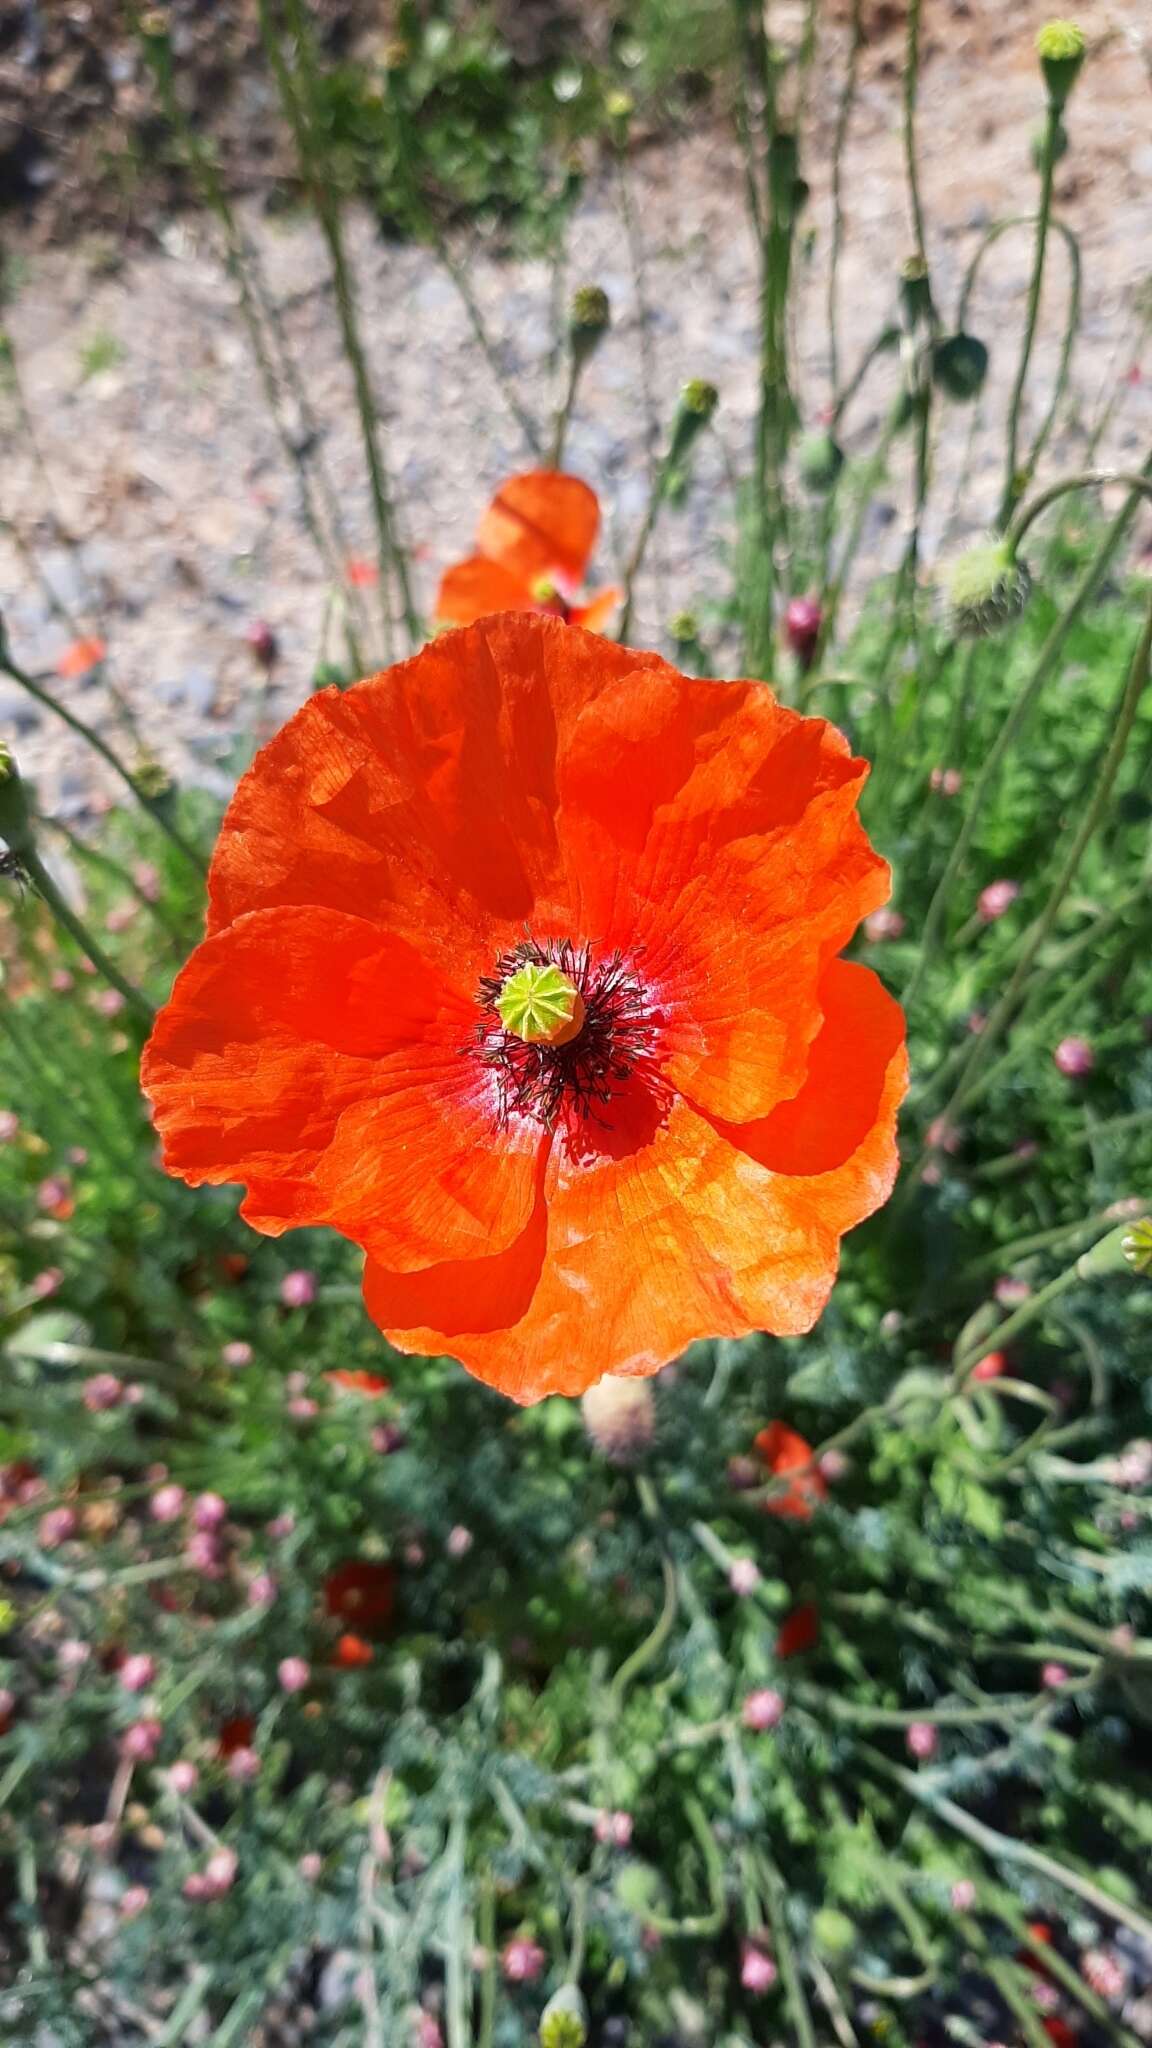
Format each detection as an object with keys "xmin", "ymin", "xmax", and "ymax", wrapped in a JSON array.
[
  {"xmin": 776, "ymin": 1603, "xmax": 820, "ymax": 1659},
  {"xmin": 323, "ymin": 1560, "xmax": 396, "ymax": 1631},
  {"xmin": 142, "ymin": 614, "xmax": 906, "ymax": 1405},
  {"xmin": 333, "ymin": 1631, "xmax": 374, "ymax": 1667},
  {"xmin": 56, "ymin": 636, "xmax": 107, "ymax": 680},
  {"xmin": 435, "ymin": 472, "xmax": 620, "ymax": 633},
  {"xmin": 754, "ymin": 1422, "xmax": 827, "ymax": 1520},
  {"xmin": 324, "ymin": 1370, "xmax": 392, "ymax": 1397}
]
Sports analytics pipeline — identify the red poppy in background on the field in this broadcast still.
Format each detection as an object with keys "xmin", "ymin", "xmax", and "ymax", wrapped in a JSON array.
[
  {"xmin": 435, "ymin": 472, "xmax": 620, "ymax": 632},
  {"xmin": 217, "ymin": 1714, "xmax": 255, "ymax": 1757},
  {"xmin": 323, "ymin": 1561, "xmax": 396, "ymax": 1632},
  {"xmin": 333, "ymin": 1632, "xmax": 374, "ymax": 1667},
  {"xmin": 324, "ymin": 1370, "xmax": 392, "ymax": 1397},
  {"xmin": 56, "ymin": 636, "xmax": 107, "ymax": 680},
  {"xmin": 776, "ymin": 1603, "xmax": 820, "ymax": 1659},
  {"xmin": 754, "ymin": 1422, "xmax": 827, "ymax": 1520},
  {"xmin": 142, "ymin": 615, "xmax": 906, "ymax": 1404},
  {"xmin": 1042, "ymin": 2022, "xmax": 1077, "ymax": 2047}
]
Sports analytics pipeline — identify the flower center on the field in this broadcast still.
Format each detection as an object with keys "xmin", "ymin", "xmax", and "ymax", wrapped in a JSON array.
[
  {"xmin": 530, "ymin": 576, "xmax": 572, "ymax": 621},
  {"xmin": 475, "ymin": 939, "xmax": 657, "ymax": 1128}
]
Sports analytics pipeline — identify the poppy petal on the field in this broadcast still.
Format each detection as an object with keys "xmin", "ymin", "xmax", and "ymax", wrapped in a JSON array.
[
  {"xmin": 558, "ymin": 666, "xmax": 890, "ymax": 1123},
  {"xmin": 475, "ymin": 471, "xmax": 600, "ymax": 587},
  {"xmin": 363, "ymin": 965, "xmax": 905, "ymax": 1400},
  {"xmin": 435, "ymin": 555, "xmax": 534, "ymax": 628},
  {"xmin": 570, "ymin": 587, "xmax": 622, "ymax": 634},
  {"xmin": 141, "ymin": 906, "xmax": 542, "ymax": 1271}
]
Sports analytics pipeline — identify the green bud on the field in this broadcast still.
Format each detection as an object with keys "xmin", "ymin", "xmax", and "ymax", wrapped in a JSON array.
[
  {"xmin": 797, "ymin": 429, "xmax": 845, "ymax": 492},
  {"xmin": 540, "ymin": 1985, "xmax": 588, "ymax": 2048},
  {"xmin": 569, "ymin": 285, "xmax": 611, "ymax": 363},
  {"xmin": 613, "ymin": 1858, "xmax": 667, "ymax": 1916},
  {"xmin": 1036, "ymin": 20, "xmax": 1086, "ymax": 108},
  {"xmin": 812, "ymin": 1907, "xmax": 856, "ymax": 1957},
  {"xmin": 133, "ymin": 758, "xmax": 174, "ymax": 801},
  {"xmin": 0, "ymin": 742, "xmax": 34, "ymax": 856},
  {"xmin": 1076, "ymin": 1222, "xmax": 1137, "ymax": 1281},
  {"xmin": 670, "ymin": 610, "xmax": 700, "ymax": 643},
  {"xmin": 945, "ymin": 539, "xmax": 1032, "ymax": 639},
  {"xmin": 1120, "ymin": 1218, "xmax": 1152, "ymax": 1276},
  {"xmin": 668, "ymin": 380, "xmax": 719, "ymax": 467},
  {"xmin": 932, "ymin": 332, "xmax": 990, "ymax": 403}
]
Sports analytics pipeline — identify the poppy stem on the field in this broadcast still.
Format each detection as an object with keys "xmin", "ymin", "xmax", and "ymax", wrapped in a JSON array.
[
  {"xmin": 827, "ymin": 0, "xmax": 864, "ymax": 402},
  {"xmin": 999, "ymin": 99, "xmax": 1062, "ymax": 527},
  {"xmin": 754, "ymin": 1848, "xmax": 819, "ymax": 2048}
]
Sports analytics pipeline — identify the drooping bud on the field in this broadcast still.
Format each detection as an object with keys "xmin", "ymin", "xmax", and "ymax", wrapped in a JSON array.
[
  {"xmin": 1036, "ymin": 21, "xmax": 1086, "ymax": 109},
  {"xmin": 496, "ymin": 961, "xmax": 585, "ymax": 1047},
  {"xmin": 568, "ymin": 285, "xmax": 611, "ymax": 366},
  {"xmin": 539, "ymin": 1984, "xmax": 588, "ymax": 2048},
  {"xmin": 797, "ymin": 430, "xmax": 845, "ymax": 493},
  {"xmin": 945, "ymin": 539, "xmax": 1032, "ymax": 639},
  {"xmin": 1121, "ymin": 1218, "xmax": 1152, "ymax": 1275},
  {"xmin": 581, "ymin": 1375, "xmax": 655, "ymax": 1465},
  {"xmin": 932, "ymin": 333, "xmax": 989, "ymax": 403}
]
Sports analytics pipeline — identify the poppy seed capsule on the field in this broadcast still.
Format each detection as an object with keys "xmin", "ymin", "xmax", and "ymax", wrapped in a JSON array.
[
  {"xmin": 1121, "ymin": 1218, "xmax": 1152, "ymax": 1275},
  {"xmin": 932, "ymin": 333, "xmax": 989, "ymax": 403},
  {"xmin": 569, "ymin": 286, "xmax": 611, "ymax": 362},
  {"xmin": 496, "ymin": 961, "xmax": 586, "ymax": 1047},
  {"xmin": 946, "ymin": 540, "xmax": 1032, "ymax": 639},
  {"xmin": 1036, "ymin": 20, "xmax": 1086, "ymax": 108},
  {"xmin": 539, "ymin": 1985, "xmax": 589, "ymax": 2048},
  {"xmin": 797, "ymin": 430, "xmax": 845, "ymax": 493}
]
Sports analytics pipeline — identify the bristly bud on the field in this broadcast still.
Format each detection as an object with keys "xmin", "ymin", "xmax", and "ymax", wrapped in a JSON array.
[
  {"xmin": 932, "ymin": 333, "xmax": 989, "ymax": 403},
  {"xmin": 569, "ymin": 286, "xmax": 611, "ymax": 364},
  {"xmin": 945, "ymin": 539, "xmax": 1032, "ymax": 639},
  {"xmin": 797, "ymin": 430, "xmax": 844, "ymax": 493},
  {"xmin": 670, "ymin": 610, "xmax": 700, "ymax": 645},
  {"xmin": 0, "ymin": 743, "xmax": 34, "ymax": 856},
  {"xmin": 581, "ymin": 1375, "xmax": 655, "ymax": 1465},
  {"xmin": 1121, "ymin": 1218, "xmax": 1152, "ymax": 1275},
  {"xmin": 1036, "ymin": 21, "xmax": 1086, "ymax": 108},
  {"xmin": 540, "ymin": 1985, "xmax": 588, "ymax": 2048},
  {"xmin": 666, "ymin": 380, "xmax": 719, "ymax": 470}
]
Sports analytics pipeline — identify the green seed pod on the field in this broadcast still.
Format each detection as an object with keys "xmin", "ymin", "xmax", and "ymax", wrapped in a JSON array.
[
  {"xmin": 945, "ymin": 539, "xmax": 1032, "ymax": 639},
  {"xmin": 899, "ymin": 256, "xmax": 934, "ymax": 332},
  {"xmin": 812, "ymin": 1907, "xmax": 857, "ymax": 1958},
  {"xmin": 539, "ymin": 1985, "xmax": 588, "ymax": 2048},
  {"xmin": 667, "ymin": 380, "xmax": 719, "ymax": 467},
  {"xmin": 932, "ymin": 333, "xmax": 990, "ymax": 403},
  {"xmin": 1036, "ymin": 20, "xmax": 1086, "ymax": 108},
  {"xmin": 797, "ymin": 429, "xmax": 845, "ymax": 493}
]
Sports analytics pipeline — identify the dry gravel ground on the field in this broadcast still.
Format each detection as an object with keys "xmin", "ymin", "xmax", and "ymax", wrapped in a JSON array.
[{"xmin": 1, "ymin": 0, "xmax": 1151, "ymax": 820}]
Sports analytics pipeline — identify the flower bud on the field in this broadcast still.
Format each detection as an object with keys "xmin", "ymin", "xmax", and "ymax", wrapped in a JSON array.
[
  {"xmin": 581, "ymin": 1375, "xmax": 655, "ymax": 1465},
  {"xmin": 568, "ymin": 285, "xmax": 611, "ymax": 364},
  {"xmin": 932, "ymin": 333, "xmax": 989, "ymax": 403},
  {"xmin": 945, "ymin": 539, "xmax": 1032, "ymax": 639},
  {"xmin": 667, "ymin": 380, "xmax": 719, "ymax": 467},
  {"xmin": 1121, "ymin": 1218, "xmax": 1152, "ymax": 1275},
  {"xmin": 797, "ymin": 430, "xmax": 845, "ymax": 493},
  {"xmin": 783, "ymin": 595, "xmax": 822, "ymax": 670},
  {"xmin": 540, "ymin": 1984, "xmax": 588, "ymax": 2047},
  {"xmin": 0, "ymin": 742, "xmax": 34, "ymax": 857},
  {"xmin": 1036, "ymin": 20, "xmax": 1086, "ymax": 108}
]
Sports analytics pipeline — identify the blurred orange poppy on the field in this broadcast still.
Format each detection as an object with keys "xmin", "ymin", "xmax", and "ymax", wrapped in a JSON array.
[
  {"xmin": 754, "ymin": 1422, "xmax": 827, "ymax": 1521},
  {"xmin": 333, "ymin": 1631, "xmax": 374, "ymax": 1667},
  {"xmin": 323, "ymin": 1560, "xmax": 396, "ymax": 1631},
  {"xmin": 324, "ymin": 1370, "xmax": 392, "ymax": 1396},
  {"xmin": 435, "ymin": 472, "xmax": 619, "ymax": 633},
  {"xmin": 56, "ymin": 636, "xmax": 107, "ymax": 680},
  {"xmin": 142, "ymin": 615, "xmax": 906, "ymax": 1405}
]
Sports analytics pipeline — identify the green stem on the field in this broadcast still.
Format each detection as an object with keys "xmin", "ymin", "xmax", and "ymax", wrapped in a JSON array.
[
  {"xmin": 756, "ymin": 1848, "xmax": 818, "ymax": 2048},
  {"xmin": 950, "ymin": 1226, "xmax": 1128, "ymax": 1379},
  {"xmin": 902, "ymin": 0, "xmax": 928, "ymax": 273},
  {"xmin": 19, "ymin": 845, "xmax": 153, "ymax": 1025},
  {"xmin": 549, "ymin": 351, "xmax": 582, "ymax": 470},
  {"xmin": 1000, "ymin": 102, "xmax": 1060, "ymax": 525},
  {"xmin": 957, "ymin": 214, "xmax": 1081, "ymax": 496},
  {"xmin": 1006, "ymin": 468, "xmax": 1152, "ymax": 555}
]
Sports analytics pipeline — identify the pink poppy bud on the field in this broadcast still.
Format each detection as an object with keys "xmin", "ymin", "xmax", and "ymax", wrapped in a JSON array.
[
  {"xmin": 31, "ymin": 1268, "xmax": 63, "ymax": 1299},
  {"xmin": 446, "ymin": 1524, "xmax": 474, "ymax": 1558},
  {"xmin": 298, "ymin": 1851, "xmax": 323, "ymax": 1881},
  {"xmin": 227, "ymin": 1746, "xmax": 261, "ymax": 1783},
  {"xmin": 57, "ymin": 1639, "xmax": 91, "ymax": 1672},
  {"xmin": 728, "ymin": 1557, "xmax": 761, "ymax": 1595},
  {"xmin": 1041, "ymin": 1662, "xmax": 1070, "ymax": 1690},
  {"xmin": 741, "ymin": 1940, "xmax": 778, "ymax": 1992},
  {"xmin": 184, "ymin": 1531, "xmax": 224, "ymax": 1577},
  {"xmin": 783, "ymin": 595, "xmax": 822, "ymax": 670},
  {"xmin": 94, "ymin": 989, "xmax": 127, "ymax": 1019},
  {"xmin": 247, "ymin": 1572, "xmax": 277, "ymax": 1607},
  {"xmin": 222, "ymin": 1341, "xmax": 253, "ymax": 1368},
  {"xmin": 150, "ymin": 1483, "xmax": 186, "ymax": 1524},
  {"xmin": 0, "ymin": 1111, "xmax": 19, "ymax": 1141},
  {"xmin": 819, "ymin": 1448, "xmax": 848, "ymax": 1482},
  {"xmin": 278, "ymin": 1656, "xmax": 311, "ymax": 1694},
  {"xmin": 906, "ymin": 1721, "xmax": 938, "ymax": 1760},
  {"xmin": 950, "ymin": 1879, "xmax": 977, "ymax": 1911},
  {"xmin": 83, "ymin": 1373, "xmax": 124, "ymax": 1412},
  {"xmin": 501, "ymin": 1936, "xmax": 546, "ymax": 1983},
  {"xmin": 120, "ymin": 1653, "xmax": 156, "ymax": 1693},
  {"xmin": 287, "ymin": 1396, "xmax": 319, "ymax": 1421},
  {"xmin": 266, "ymin": 1512, "xmax": 296, "ymax": 1539},
  {"xmin": 39, "ymin": 1506, "xmax": 79, "ymax": 1549},
  {"xmin": 280, "ymin": 1269, "xmax": 317, "ymax": 1308},
  {"xmin": 371, "ymin": 1423, "xmax": 405, "ymax": 1454},
  {"xmin": 121, "ymin": 1718, "xmax": 163, "ymax": 1764},
  {"xmin": 594, "ymin": 1809, "xmax": 633, "ymax": 1847},
  {"xmin": 994, "ymin": 1275, "xmax": 1031, "ymax": 1308},
  {"xmin": 120, "ymin": 1884, "xmax": 150, "ymax": 1919},
  {"xmin": 1054, "ymin": 1035, "xmax": 1094, "ymax": 1077},
  {"xmin": 50, "ymin": 969, "xmax": 75, "ymax": 994},
  {"xmin": 978, "ymin": 879, "xmax": 1020, "ymax": 922},
  {"xmin": 742, "ymin": 1688, "xmax": 785, "ymax": 1732},
  {"xmin": 183, "ymin": 1872, "xmax": 212, "ymax": 1901},
  {"xmin": 864, "ymin": 906, "xmax": 905, "ymax": 943},
  {"xmin": 192, "ymin": 1492, "xmax": 228, "ymax": 1532},
  {"xmin": 205, "ymin": 1847, "xmax": 238, "ymax": 1892},
  {"xmin": 167, "ymin": 1761, "xmax": 199, "ymax": 1795}
]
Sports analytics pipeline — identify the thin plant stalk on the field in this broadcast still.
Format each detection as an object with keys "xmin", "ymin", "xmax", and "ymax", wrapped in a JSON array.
[
  {"xmin": 17, "ymin": 844, "xmax": 154, "ymax": 1027},
  {"xmin": 0, "ymin": 650, "xmax": 205, "ymax": 876},
  {"xmin": 906, "ymin": 458, "xmax": 1152, "ymax": 999},
  {"xmin": 902, "ymin": 0, "xmax": 929, "ymax": 273},
  {"xmin": 999, "ymin": 102, "xmax": 1061, "ymax": 525}
]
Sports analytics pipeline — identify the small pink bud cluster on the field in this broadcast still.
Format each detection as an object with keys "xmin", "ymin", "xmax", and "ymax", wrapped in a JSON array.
[
  {"xmin": 1082, "ymin": 1948, "xmax": 1128, "ymax": 2003},
  {"xmin": 222, "ymin": 1340, "xmax": 253, "ymax": 1368},
  {"xmin": 742, "ymin": 1688, "xmax": 785, "ymax": 1732},
  {"xmin": 150, "ymin": 1483, "xmax": 186, "ymax": 1524},
  {"xmin": 167, "ymin": 1761, "xmax": 199, "ymax": 1795},
  {"xmin": 83, "ymin": 1373, "xmax": 124, "ymax": 1411},
  {"xmin": 978, "ymin": 878, "xmax": 1020, "ymax": 922},
  {"xmin": 906, "ymin": 1721, "xmax": 938, "ymax": 1761},
  {"xmin": 741, "ymin": 1939, "xmax": 778, "ymax": 1992},
  {"xmin": 119, "ymin": 1653, "xmax": 156, "ymax": 1694},
  {"xmin": 227, "ymin": 1746, "xmax": 261, "ymax": 1783},
  {"xmin": 278, "ymin": 1656, "xmax": 311, "ymax": 1694},
  {"xmin": 864, "ymin": 906, "xmax": 905, "ymax": 943},
  {"xmin": 280, "ymin": 1269, "xmax": 317, "ymax": 1308},
  {"xmin": 593, "ymin": 1809, "xmax": 633, "ymax": 1847},
  {"xmin": 1053, "ymin": 1035, "xmax": 1094, "ymax": 1077},
  {"xmin": 501, "ymin": 1936, "xmax": 545, "ymax": 1983},
  {"xmin": 183, "ymin": 1846, "xmax": 238, "ymax": 1901},
  {"xmin": 121, "ymin": 1718, "xmax": 163, "ymax": 1764}
]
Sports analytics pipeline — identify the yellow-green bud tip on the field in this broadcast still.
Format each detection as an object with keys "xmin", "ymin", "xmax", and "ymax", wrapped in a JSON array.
[
  {"xmin": 540, "ymin": 1985, "xmax": 588, "ymax": 2048},
  {"xmin": 497, "ymin": 961, "xmax": 585, "ymax": 1046},
  {"xmin": 570, "ymin": 285, "xmax": 610, "ymax": 336},
  {"xmin": 1036, "ymin": 20, "xmax": 1085, "ymax": 63},
  {"xmin": 1122, "ymin": 1218, "xmax": 1152, "ymax": 1276},
  {"xmin": 681, "ymin": 379, "xmax": 719, "ymax": 419},
  {"xmin": 945, "ymin": 539, "xmax": 1032, "ymax": 640}
]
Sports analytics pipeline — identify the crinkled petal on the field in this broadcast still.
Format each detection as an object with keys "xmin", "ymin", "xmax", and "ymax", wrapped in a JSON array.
[
  {"xmin": 475, "ymin": 471, "xmax": 600, "ymax": 587},
  {"xmin": 435, "ymin": 555, "xmax": 533, "ymax": 628},
  {"xmin": 141, "ymin": 906, "xmax": 542, "ymax": 1270},
  {"xmin": 364, "ymin": 961, "xmax": 906, "ymax": 1401},
  {"xmin": 558, "ymin": 667, "xmax": 890, "ymax": 1122}
]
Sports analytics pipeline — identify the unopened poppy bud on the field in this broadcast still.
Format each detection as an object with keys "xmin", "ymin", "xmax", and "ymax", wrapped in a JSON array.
[
  {"xmin": 932, "ymin": 333, "xmax": 989, "ymax": 402},
  {"xmin": 569, "ymin": 286, "xmax": 611, "ymax": 363},
  {"xmin": 581, "ymin": 1374, "xmax": 655, "ymax": 1465},
  {"xmin": 784, "ymin": 595, "xmax": 823, "ymax": 671},
  {"xmin": 0, "ymin": 743, "xmax": 33, "ymax": 855},
  {"xmin": 668, "ymin": 380, "xmax": 719, "ymax": 467},
  {"xmin": 245, "ymin": 620, "xmax": 279, "ymax": 669},
  {"xmin": 133, "ymin": 758, "xmax": 173, "ymax": 802},
  {"xmin": 1036, "ymin": 20, "xmax": 1086, "ymax": 108},
  {"xmin": 797, "ymin": 430, "xmax": 844, "ymax": 493},
  {"xmin": 540, "ymin": 1984, "xmax": 588, "ymax": 2047},
  {"xmin": 945, "ymin": 539, "xmax": 1032, "ymax": 639},
  {"xmin": 1121, "ymin": 1218, "xmax": 1152, "ymax": 1275},
  {"xmin": 497, "ymin": 961, "xmax": 585, "ymax": 1046},
  {"xmin": 670, "ymin": 610, "xmax": 699, "ymax": 645}
]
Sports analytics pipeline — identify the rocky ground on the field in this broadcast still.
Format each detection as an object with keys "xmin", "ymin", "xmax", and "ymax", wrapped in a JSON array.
[{"xmin": 1, "ymin": 0, "xmax": 1151, "ymax": 820}]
